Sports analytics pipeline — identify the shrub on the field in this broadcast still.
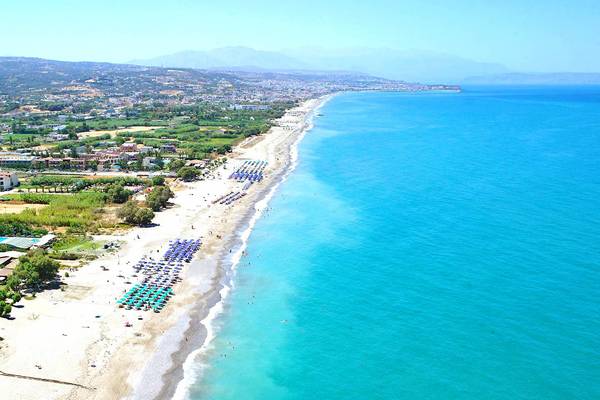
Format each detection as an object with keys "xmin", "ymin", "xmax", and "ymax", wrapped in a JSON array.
[
  {"xmin": 50, "ymin": 252, "xmax": 80, "ymax": 260},
  {"xmin": 0, "ymin": 221, "xmax": 47, "ymax": 237}
]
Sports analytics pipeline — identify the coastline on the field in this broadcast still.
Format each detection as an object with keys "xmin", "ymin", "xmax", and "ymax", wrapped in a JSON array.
[
  {"xmin": 0, "ymin": 94, "xmax": 332, "ymax": 400},
  {"xmin": 164, "ymin": 93, "xmax": 332, "ymax": 400}
]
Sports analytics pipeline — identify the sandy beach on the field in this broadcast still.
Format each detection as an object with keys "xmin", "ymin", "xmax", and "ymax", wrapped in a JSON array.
[{"xmin": 0, "ymin": 95, "xmax": 330, "ymax": 400}]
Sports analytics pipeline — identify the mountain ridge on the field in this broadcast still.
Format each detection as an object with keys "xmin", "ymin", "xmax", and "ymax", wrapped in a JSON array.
[
  {"xmin": 129, "ymin": 46, "xmax": 308, "ymax": 71},
  {"xmin": 130, "ymin": 47, "xmax": 509, "ymax": 84}
]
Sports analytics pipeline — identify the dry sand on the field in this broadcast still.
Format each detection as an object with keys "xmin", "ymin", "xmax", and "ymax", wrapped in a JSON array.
[{"xmin": 0, "ymin": 96, "xmax": 329, "ymax": 400}]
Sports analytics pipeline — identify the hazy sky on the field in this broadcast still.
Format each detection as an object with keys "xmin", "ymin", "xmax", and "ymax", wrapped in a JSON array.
[{"xmin": 2, "ymin": 0, "xmax": 600, "ymax": 72}]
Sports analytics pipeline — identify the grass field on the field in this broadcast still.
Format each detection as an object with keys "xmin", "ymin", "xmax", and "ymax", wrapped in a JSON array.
[
  {"xmin": 52, "ymin": 235, "xmax": 101, "ymax": 252},
  {"xmin": 0, "ymin": 192, "xmax": 114, "ymax": 233},
  {"xmin": 71, "ymin": 118, "xmax": 167, "ymax": 130},
  {"xmin": 0, "ymin": 202, "xmax": 47, "ymax": 214},
  {"xmin": 78, "ymin": 125, "xmax": 164, "ymax": 139}
]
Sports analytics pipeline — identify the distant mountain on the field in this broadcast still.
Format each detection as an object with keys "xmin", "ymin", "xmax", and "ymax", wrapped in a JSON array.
[
  {"xmin": 131, "ymin": 47, "xmax": 509, "ymax": 84},
  {"xmin": 282, "ymin": 48, "xmax": 509, "ymax": 84},
  {"xmin": 463, "ymin": 72, "xmax": 600, "ymax": 85},
  {"xmin": 130, "ymin": 46, "xmax": 307, "ymax": 71}
]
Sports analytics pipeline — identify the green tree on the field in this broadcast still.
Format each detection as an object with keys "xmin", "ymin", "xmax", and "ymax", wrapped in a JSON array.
[
  {"xmin": 218, "ymin": 144, "xmax": 232, "ymax": 154},
  {"xmin": 3, "ymin": 302, "xmax": 12, "ymax": 317},
  {"xmin": 0, "ymin": 300, "xmax": 8, "ymax": 318},
  {"xmin": 13, "ymin": 250, "xmax": 60, "ymax": 289},
  {"xmin": 117, "ymin": 200, "xmax": 138, "ymax": 224},
  {"xmin": 5, "ymin": 274, "xmax": 21, "ymax": 292},
  {"xmin": 146, "ymin": 186, "xmax": 173, "ymax": 211},
  {"xmin": 106, "ymin": 183, "xmax": 132, "ymax": 204},
  {"xmin": 117, "ymin": 201, "xmax": 155, "ymax": 226},
  {"xmin": 10, "ymin": 291, "xmax": 22, "ymax": 304},
  {"xmin": 146, "ymin": 195, "xmax": 161, "ymax": 211},
  {"xmin": 155, "ymin": 155, "xmax": 165, "ymax": 170},
  {"xmin": 134, "ymin": 207, "xmax": 155, "ymax": 225},
  {"xmin": 177, "ymin": 167, "xmax": 199, "ymax": 182},
  {"xmin": 169, "ymin": 159, "xmax": 185, "ymax": 171},
  {"xmin": 151, "ymin": 175, "xmax": 165, "ymax": 186},
  {"xmin": 117, "ymin": 159, "xmax": 129, "ymax": 171},
  {"xmin": 158, "ymin": 186, "xmax": 173, "ymax": 203}
]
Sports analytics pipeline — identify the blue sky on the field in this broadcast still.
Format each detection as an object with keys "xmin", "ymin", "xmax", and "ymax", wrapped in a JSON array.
[{"xmin": 2, "ymin": 0, "xmax": 600, "ymax": 72}]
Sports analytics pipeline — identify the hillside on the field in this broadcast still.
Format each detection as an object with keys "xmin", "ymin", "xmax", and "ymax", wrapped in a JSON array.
[{"xmin": 131, "ymin": 47, "xmax": 508, "ymax": 83}]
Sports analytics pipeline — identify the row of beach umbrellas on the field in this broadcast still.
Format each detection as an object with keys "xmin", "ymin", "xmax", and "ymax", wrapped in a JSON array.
[
  {"xmin": 163, "ymin": 239, "xmax": 202, "ymax": 263},
  {"xmin": 229, "ymin": 160, "xmax": 267, "ymax": 183},
  {"xmin": 116, "ymin": 238, "xmax": 202, "ymax": 312},
  {"xmin": 117, "ymin": 284, "xmax": 173, "ymax": 312}
]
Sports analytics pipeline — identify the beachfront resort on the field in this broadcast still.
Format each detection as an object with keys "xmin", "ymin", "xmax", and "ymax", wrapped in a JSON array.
[
  {"xmin": 0, "ymin": 91, "xmax": 322, "ymax": 399},
  {"xmin": 0, "ymin": 53, "xmax": 454, "ymax": 399}
]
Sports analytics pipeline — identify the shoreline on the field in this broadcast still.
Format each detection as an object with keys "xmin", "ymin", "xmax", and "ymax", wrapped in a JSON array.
[
  {"xmin": 145, "ymin": 93, "xmax": 332, "ymax": 400},
  {"xmin": 164, "ymin": 94, "xmax": 332, "ymax": 400},
  {"xmin": 0, "ymin": 94, "xmax": 333, "ymax": 400}
]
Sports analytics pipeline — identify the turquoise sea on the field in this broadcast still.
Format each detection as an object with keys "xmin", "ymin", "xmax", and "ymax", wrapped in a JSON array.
[{"xmin": 187, "ymin": 87, "xmax": 600, "ymax": 399}]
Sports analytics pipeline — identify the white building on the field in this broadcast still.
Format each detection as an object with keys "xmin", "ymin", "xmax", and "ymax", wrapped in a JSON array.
[
  {"xmin": 47, "ymin": 132, "xmax": 70, "ymax": 141},
  {"xmin": 0, "ymin": 171, "xmax": 19, "ymax": 191}
]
